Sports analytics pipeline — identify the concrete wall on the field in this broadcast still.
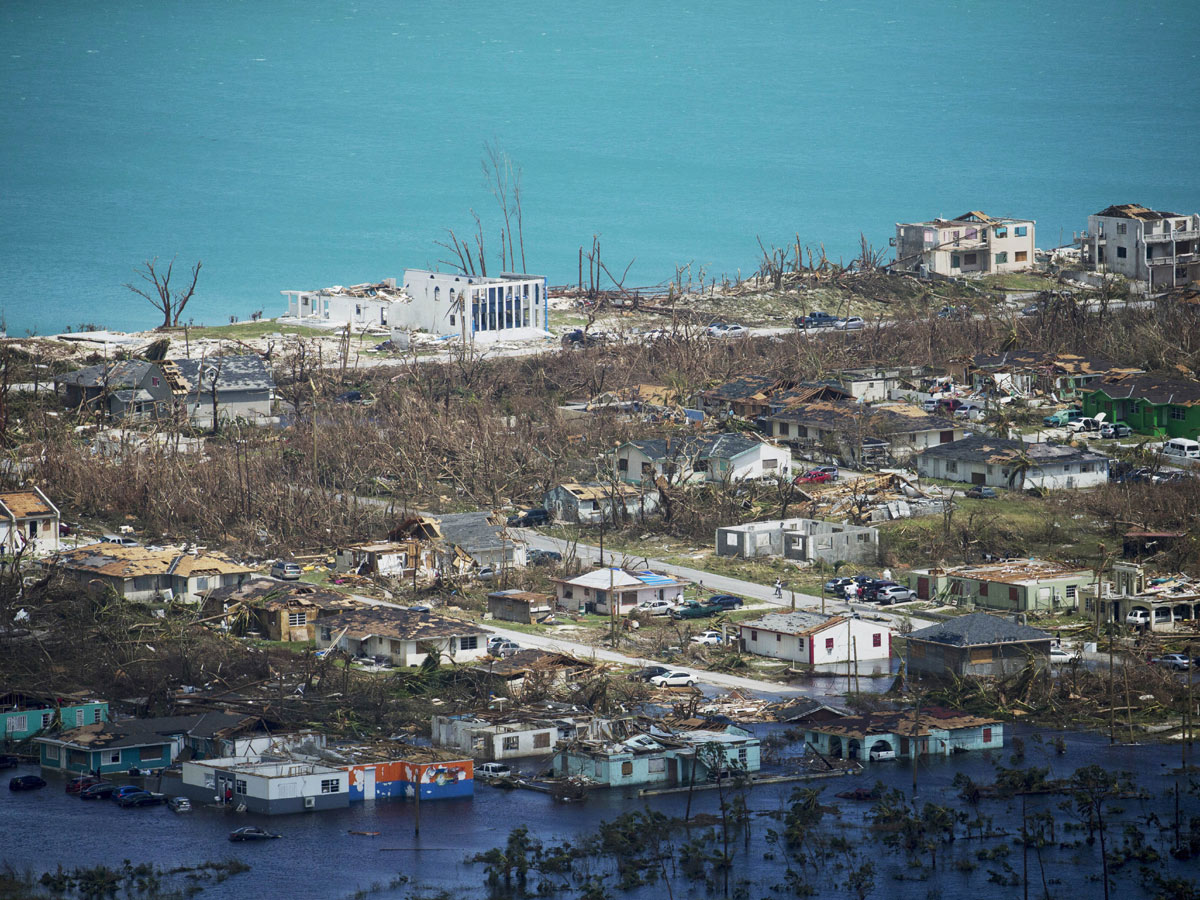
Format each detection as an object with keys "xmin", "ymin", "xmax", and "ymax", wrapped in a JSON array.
[
  {"xmin": 907, "ymin": 638, "xmax": 1050, "ymax": 678},
  {"xmin": 716, "ymin": 517, "xmax": 878, "ymax": 565}
]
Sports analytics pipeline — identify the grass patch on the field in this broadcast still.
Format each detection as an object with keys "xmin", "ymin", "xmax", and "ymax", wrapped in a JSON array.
[
  {"xmin": 977, "ymin": 273, "xmax": 1065, "ymax": 292},
  {"xmin": 187, "ymin": 321, "xmax": 332, "ymax": 340},
  {"xmin": 253, "ymin": 638, "xmax": 315, "ymax": 653}
]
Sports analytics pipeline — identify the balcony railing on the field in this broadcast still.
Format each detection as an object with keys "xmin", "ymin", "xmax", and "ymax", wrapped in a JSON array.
[{"xmin": 1145, "ymin": 228, "xmax": 1199, "ymax": 243}]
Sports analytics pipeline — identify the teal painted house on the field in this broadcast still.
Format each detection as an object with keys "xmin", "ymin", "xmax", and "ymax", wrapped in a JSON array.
[
  {"xmin": 0, "ymin": 693, "xmax": 108, "ymax": 744},
  {"xmin": 1081, "ymin": 376, "xmax": 1200, "ymax": 440},
  {"xmin": 554, "ymin": 725, "xmax": 760, "ymax": 789},
  {"xmin": 35, "ymin": 712, "xmax": 257, "ymax": 775},
  {"xmin": 803, "ymin": 707, "xmax": 1003, "ymax": 765},
  {"xmin": 37, "ymin": 723, "xmax": 173, "ymax": 775}
]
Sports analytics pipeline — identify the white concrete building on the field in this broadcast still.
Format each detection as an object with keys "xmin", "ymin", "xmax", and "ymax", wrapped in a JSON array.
[
  {"xmin": 916, "ymin": 434, "xmax": 1110, "ymax": 490},
  {"xmin": 739, "ymin": 612, "xmax": 893, "ymax": 671},
  {"xmin": 1081, "ymin": 204, "xmax": 1200, "ymax": 290},
  {"xmin": 281, "ymin": 280, "xmax": 409, "ymax": 329},
  {"xmin": 893, "ymin": 211, "xmax": 1035, "ymax": 277},
  {"xmin": 181, "ymin": 757, "xmax": 350, "ymax": 814},
  {"xmin": 715, "ymin": 517, "xmax": 878, "ymax": 566},
  {"xmin": 543, "ymin": 482, "xmax": 659, "ymax": 525},
  {"xmin": 432, "ymin": 714, "xmax": 575, "ymax": 761},
  {"xmin": 552, "ymin": 568, "xmax": 688, "ymax": 616},
  {"xmin": 613, "ymin": 434, "xmax": 792, "ymax": 486},
  {"xmin": 399, "ymin": 269, "xmax": 548, "ymax": 339}
]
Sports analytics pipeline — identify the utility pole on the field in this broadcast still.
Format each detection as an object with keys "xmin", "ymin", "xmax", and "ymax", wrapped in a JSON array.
[{"xmin": 911, "ymin": 692, "xmax": 921, "ymax": 797}]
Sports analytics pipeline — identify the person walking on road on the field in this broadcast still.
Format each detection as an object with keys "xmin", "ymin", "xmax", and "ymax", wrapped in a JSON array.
[{"xmin": 774, "ymin": 579, "xmax": 783, "ymax": 599}]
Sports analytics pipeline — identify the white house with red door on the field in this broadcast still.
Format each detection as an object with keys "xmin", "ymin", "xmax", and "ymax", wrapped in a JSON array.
[{"xmin": 738, "ymin": 611, "xmax": 893, "ymax": 672}]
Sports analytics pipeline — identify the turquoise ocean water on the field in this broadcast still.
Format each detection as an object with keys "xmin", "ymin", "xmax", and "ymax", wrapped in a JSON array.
[{"xmin": 2, "ymin": 1, "xmax": 1198, "ymax": 335}]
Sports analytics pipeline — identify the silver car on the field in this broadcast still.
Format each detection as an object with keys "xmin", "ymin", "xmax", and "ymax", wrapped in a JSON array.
[{"xmin": 270, "ymin": 560, "xmax": 302, "ymax": 581}]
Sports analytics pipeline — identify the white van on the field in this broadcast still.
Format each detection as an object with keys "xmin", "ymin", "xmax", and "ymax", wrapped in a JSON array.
[{"xmin": 1162, "ymin": 438, "xmax": 1200, "ymax": 459}]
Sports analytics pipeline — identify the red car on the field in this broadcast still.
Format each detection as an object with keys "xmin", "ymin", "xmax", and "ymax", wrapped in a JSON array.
[
  {"xmin": 795, "ymin": 470, "xmax": 833, "ymax": 485},
  {"xmin": 65, "ymin": 776, "xmax": 101, "ymax": 795}
]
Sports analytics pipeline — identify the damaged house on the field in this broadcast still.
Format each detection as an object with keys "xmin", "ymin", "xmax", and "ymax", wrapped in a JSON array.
[
  {"xmin": 904, "ymin": 613, "xmax": 1053, "ymax": 679},
  {"xmin": 487, "ymin": 589, "xmax": 555, "ymax": 625},
  {"xmin": 469, "ymin": 650, "xmax": 597, "ymax": 696},
  {"xmin": 206, "ymin": 578, "xmax": 364, "ymax": 642},
  {"xmin": 395, "ymin": 511, "xmax": 527, "ymax": 571},
  {"xmin": 948, "ymin": 350, "xmax": 1142, "ymax": 402},
  {"xmin": 613, "ymin": 433, "xmax": 792, "ymax": 485},
  {"xmin": 316, "ymin": 607, "xmax": 488, "ymax": 667},
  {"xmin": 1080, "ymin": 374, "xmax": 1200, "ymax": 441},
  {"xmin": 433, "ymin": 708, "xmax": 585, "ymax": 761},
  {"xmin": 803, "ymin": 707, "xmax": 1004, "ymax": 763},
  {"xmin": 0, "ymin": 487, "xmax": 60, "ymax": 556},
  {"xmin": 908, "ymin": 559, "xmax": 1094, "ymax": 612},
  {"xmin": 916, "ymin": 434, "xmax": 1110, "ymax": 489},
  {"xmin": 715, "ymin": 516, "xmax": 878, "ymax": 566},
  {"xmin": 57, "ymin": 356, "xmax": 273, "ymax": 426},
  {"xmin": 543, "ymin": 482, "xmax": 659, "ymax": 525},
  {"xmin": 893, "ymin": 210, "xmax": 1035, "ymax": 277},
  {"xmin": 553, "ymin": 719, "xmax": 761, "ymax": 789},
  {"xmin": 1081, "ymin": 204, "xmax": 1200, "ymax": 289},
  {"xmin": 739, "ymin": 611, "xmax": 893, "ymax": 671},
  {"xmin": 767, "ymin": 401, "xmax": 966, "ymax": 465},
  {"xmin": 47, "ymin": 543, "xmax": 253, "ymax": 603}
]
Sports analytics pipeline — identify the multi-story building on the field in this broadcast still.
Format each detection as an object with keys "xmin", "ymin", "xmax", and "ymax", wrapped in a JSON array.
[
  {"xmin": 893, "ymin": 211, "xmax": 1035, "ymax": 277},
  {"xmin": 1081, "ymin": 204, "xmax": 1200, "ymax": 290},
  {"xmin": 399, "ymin": 269, "xmax": 548, "ymax": 338}
]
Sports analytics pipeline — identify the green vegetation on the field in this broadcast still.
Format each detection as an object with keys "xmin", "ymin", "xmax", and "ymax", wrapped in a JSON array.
[{"xmin": 186, "ymin": 321, "xmax": 331, "ymax": 340}]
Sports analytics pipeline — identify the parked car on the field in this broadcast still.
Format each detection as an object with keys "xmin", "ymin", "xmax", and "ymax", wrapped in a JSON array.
[
  {"xmin": 670, "ymin": 600, "xmax": 721, "ymax": 620},
  {"xmin": 477, "ymin": 762, "xmax": 514, "ymax": 780},
  {"xmin": 229, "ymin": 826, "xmax": 281, "ymax": 842},
  {"xmin": 270, "ymin": 560, "xmax": 302, "ymax": 581},
  {"xmin": 1099, "ymin": 422, "xmax": 1132, "ymax": 439},
  {"xmin": 506, "ymin": 508, "xmax": 550, "ymax": 527},
  {"xmin": 649, "ymin": 670, "xmax": 697, "ymax": 688},
  {"xmin": 717, "ymin": 324, "xmax": 748, "ymax": 338},
  {"xmin": 117, "ymin": 790, "xmax": 165, "ymax": 808},
  {"xmin": 528, "ymin": 548, "xmax": 562, "ymax": 565},
  {"xmin": 795, "ymin": 470, "xmax": 833, "ymax": 485},
  {"xmin": 1049, "ymin": 647, "xmax": 1079, "ymax": 664},
  {"xmin": 111, "ymin": 785, "xmax": 146, "ymax": 803},
  {"xmin": 708, "ymin": 594, "xmax": 745, "ymax": 611},
  {"xmin": 9, "ymin": 775, "xmax": 47, "ymax": 791},
  {"xmin": 1153, "ymin": 654, "xmax": 1191, "ymax": 671},
  {"xmin": 636, "ymin": 599, "xmax": 676, "ymax": 617},
  {"xmin": 102, "ymin": 534, "xmax": 140, "ymax": 547},
  {"xmin": 627, "ymin": 665, "xmax": 672, "ymax": 683},
  {"xmin": 834, "ymin": 316, "xmax": 865, "ymax": 331},
  {"xmin": 705, "ymin": 323, "xmax": 729, "ymax": 337},
  {"xmin": 1067, "ymin": 417, "xmax": 1103, "ymax": 433},
  {"xmin": 475, "ymin": 566, "xmax": 497, "ymax": 582},
  {"xmin": 824, "ymin": 577, "xmax": 854, "ymax": 595},
  {"xmin": 813, "ymin": 465, "xmax": 839, "ymax": 481},
  {"xmin": 167, "ymin": 796, "xmax": 192, "ymax": 812},
  {"xmin": 1020, "ymin": 303, "xmax": 1041, "ymax": 317},
  {"xmin": 1043, "ymin": 408, "xmax": 1083, "ymax": 427},
  {"xmin": 79, "ymin": 782, "xmax": 119, "ymax": 800},
  {"xmin": 872, "ymin": 584, "xmax": 915, "ymax": 604},
  {"xmin": 965, "ymin": 486, "xmax": 997, "ymax": 499},
  {"xmin": 66, "ymin": 775, "xmax": 102, "ymax": 795},
  {"xmin": 691, "ymin": 631, "xmax": 725, "ymax": 646},
  {"xmin": 0, "ymin": 756, "xmax": 19, "ymax": 770},
  {"xmin": 1126, "ymin": 609, "xmax": 1151, "ymax": 627},
  {"xmin": 490, "ymin": 640, "xmax": 520, "ymax": 658},
  {"xmin": 794, "ymin": 311, "xmax": 840, "ymax": 329}
]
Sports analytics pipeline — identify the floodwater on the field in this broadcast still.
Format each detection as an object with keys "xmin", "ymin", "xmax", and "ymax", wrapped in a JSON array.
[{"xmin": 2, "ymin": 725, "xmax": 1196, "ymax": 899}]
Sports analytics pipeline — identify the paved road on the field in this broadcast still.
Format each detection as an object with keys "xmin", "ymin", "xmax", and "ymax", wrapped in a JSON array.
[
  {"xmin": 347, "ymin": 590, "xmax": 806, "ymax": 695},
  {"xmin": 517, "ymin": 529, "xmax": 938, "ymax": 632}
]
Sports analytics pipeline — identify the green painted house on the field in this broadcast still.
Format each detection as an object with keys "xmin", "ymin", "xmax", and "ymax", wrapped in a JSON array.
[
  {"xmin": 0, "ymin": 693, "xmax": 108, "ymax": 744},
  {"xmin": 908, "ymin": 559, "xmax": 1094, "ymax": 613},
  {"xmin": 1081, "ymin": 376, "xmax": 1200, "ymax": 440}
]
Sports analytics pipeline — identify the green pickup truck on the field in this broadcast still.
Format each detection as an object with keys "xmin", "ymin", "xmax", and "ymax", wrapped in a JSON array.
[
  {"xmin": 670, "ymin": 600, "xmax": 722, "ymax": 620},
  {"xmin": 1042, "ymin": 407, "xmax": 1083, "ymax": 427}
]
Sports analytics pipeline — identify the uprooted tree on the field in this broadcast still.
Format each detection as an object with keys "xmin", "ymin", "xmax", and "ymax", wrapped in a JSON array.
[{"xmin": 124, "ymin": 256, "xmax": 202, "ymax": 329}]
